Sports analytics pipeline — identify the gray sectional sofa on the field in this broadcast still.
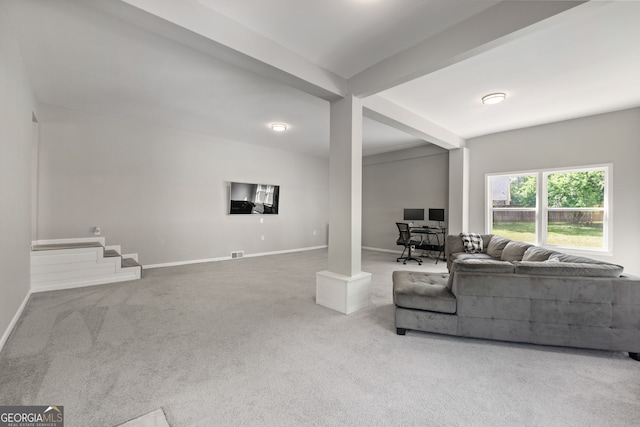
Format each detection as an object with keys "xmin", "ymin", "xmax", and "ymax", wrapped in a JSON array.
[{"xmin": 393, "ymin": 233, "xmax": 640, "ymax": 360}]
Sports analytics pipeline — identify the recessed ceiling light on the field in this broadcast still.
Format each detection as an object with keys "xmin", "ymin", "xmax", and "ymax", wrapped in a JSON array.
[
  {"xmin": 270, "ymin": 123, "xmax": 287, "ymax": 132},
  {"xmin": 482, "ymin": 93, "xmax": 506, "ymax": 105}
]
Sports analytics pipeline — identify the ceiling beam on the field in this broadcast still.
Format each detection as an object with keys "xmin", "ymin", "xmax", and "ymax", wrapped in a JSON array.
[
  {"xmin": 363, "ymin": 96, "xmax": 464, "ymax": 150},
  {"xmin": 349, "ymin": 1, "xmax": 587, "ymax": 98},
  {"xmin": 102, "ymin": 0, "xmax": 347, "ymax": 101}
]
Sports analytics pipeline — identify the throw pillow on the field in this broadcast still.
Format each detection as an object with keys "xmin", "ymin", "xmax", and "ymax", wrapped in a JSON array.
[
  {"xmin": 522, "ymin": 246, "xmax": 558, "ymax": 262},
  {"xmin": 486, "ymin": 235, "xmax": 510, "ymax": 259},
  {"xmin": 500, "ymin": 241, "xmax": 533, "ymax": 262},
  {"xmin": 460, "ymin": 232, "xmax": 483, "ymax": 254}
]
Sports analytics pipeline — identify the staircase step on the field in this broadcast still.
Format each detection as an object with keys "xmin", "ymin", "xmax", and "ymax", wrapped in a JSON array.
[
  {"xmin": 32, "ymin": 242, "xmax": 103, "ymax": 251},
  {"xmin": 31, "ymin": 238, "xmax": 142, "ymax": 291},
  {"xmin": 122, "ymin": 257, "xmax": 142, "ymax": 269}
]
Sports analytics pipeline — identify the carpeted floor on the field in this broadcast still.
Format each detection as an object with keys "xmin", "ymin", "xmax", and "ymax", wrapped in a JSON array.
[{"xmin": 1, "ymin": 249, "xmax": 639, "ymax": 426}]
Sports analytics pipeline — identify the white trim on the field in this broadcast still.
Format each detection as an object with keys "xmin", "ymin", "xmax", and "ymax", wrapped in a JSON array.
[
  {"xmin": 144, "ymin": 256, "xmax": 231, "ymax": 269},
  {"xmin": 144, "ymin": 245, "xmax": 328, "ymax": 269},
  {"xmin": 31, "ymin": 237, "xmax": 106, "ymax": 247},
  {"xmin": 0, "ymin": 290, "xmax": 32, "ymax": 354},
  {"xmin": 31, "ymin": 272, "xmax": 140, "ymax": 293},
  {"xmin": 362, "ymin": 246, "xmax": 403, "ymax": 255}
]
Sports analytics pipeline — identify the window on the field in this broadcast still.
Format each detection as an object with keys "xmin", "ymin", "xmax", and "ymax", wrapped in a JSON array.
[{"xmin": 487, "ymin": 165, "xmax": 610, "ymax": 251}]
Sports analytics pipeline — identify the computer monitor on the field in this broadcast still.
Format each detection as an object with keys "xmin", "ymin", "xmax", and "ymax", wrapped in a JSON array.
[
  {"xmin": 403, "ymin": 208, "xmax": 424, "ymax": 221},
  {"xmin": 428, "ymin": 208, "xmax": 445, "ymax": 222}
]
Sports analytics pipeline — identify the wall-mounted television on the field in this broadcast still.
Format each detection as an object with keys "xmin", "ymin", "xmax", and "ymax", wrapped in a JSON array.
[
  {"xmin": 229, "ymin": 182, "xmax": 280, "ymax": 215},
  {"xmin": 403, "ymin": 208, "xmax": 424, "ymax": 221},
  {"xmin": 428, "ymin": 208, "xmax": 445, "ymax": 222}
]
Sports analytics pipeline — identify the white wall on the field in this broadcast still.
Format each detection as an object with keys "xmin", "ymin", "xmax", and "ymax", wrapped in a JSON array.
[
  {"xmin": 0, "ymin": 5, "xmax": 37, "ymax": 348},
  {"xmin": 465, "ymin": 108, "xmax": 640, "ymax": 275},
  {"xmin": 37, "ymin": 105, "xmax": 329, "ymax": 266},
  {"xmin": 362, "ymin": 145, "xmax": 449, "ymax": 252}
]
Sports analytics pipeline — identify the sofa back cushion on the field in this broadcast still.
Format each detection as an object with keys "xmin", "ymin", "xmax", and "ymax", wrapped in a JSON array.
[
  {"xmin": 522, "ymin": 246, "xmax": 558, "ymax": 262},
  {"xmin": 552, "ymin": 252, "xmax": 611, "ymax": 265},
  {"xmin": 514, "ymin": 261, "xmax": 624, "ymax": 277},
  {"xmin": 453, "ymin": 259, "xmax": 516, "ymax": 273},
  {"xmin": 486, "ymin": 235, "xmax": 511, "ymax": 259},
  {"xmin": 448, "ymin": 259, "xmax": 515, "ymax": 289},
  {"xmin": 501, "ymin": 241, "xmax": 534, "ymax": 262}
]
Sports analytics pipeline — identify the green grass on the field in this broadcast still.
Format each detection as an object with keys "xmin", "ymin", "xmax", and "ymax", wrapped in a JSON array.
[{"xmin": 492, "ymin": 222, "xmax": 603, "ymax": 248}]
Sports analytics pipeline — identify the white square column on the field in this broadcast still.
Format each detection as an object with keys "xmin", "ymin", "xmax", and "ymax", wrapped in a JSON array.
[
  {"xmin": 316, "ymin": 270, "xmax": 372, "ymax": 315},
  {"xmin": 316, "ymin": 95, "xmax": 371, "ymax": 314}
]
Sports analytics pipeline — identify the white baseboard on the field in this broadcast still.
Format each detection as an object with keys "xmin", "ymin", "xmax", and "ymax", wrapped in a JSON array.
[
  {"xmin": 144, "ymin": 245, "xmax": 328, "ymax": 269},
  {"xmin": 0, "ymin": 290, "xmax": 32, "ymax": 354}
]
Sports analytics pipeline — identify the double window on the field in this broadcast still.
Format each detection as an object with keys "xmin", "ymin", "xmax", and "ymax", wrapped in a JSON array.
[{"xmin": 487, "ymin": 165, "xmax": 611, "ymax": 252}]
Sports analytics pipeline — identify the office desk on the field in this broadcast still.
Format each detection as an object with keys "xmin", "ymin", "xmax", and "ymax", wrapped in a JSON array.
[{"xmin": 410, "ymin": 226, "xmax": 446, "ymax": 263}]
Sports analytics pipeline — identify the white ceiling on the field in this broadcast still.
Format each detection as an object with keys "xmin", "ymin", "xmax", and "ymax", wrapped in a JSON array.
[{"xmin": 3, "ymin": 0, "xmax": 640, "ymax": 157}]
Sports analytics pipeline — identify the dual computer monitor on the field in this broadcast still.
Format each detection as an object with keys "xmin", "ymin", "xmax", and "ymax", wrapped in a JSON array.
[{"xmin": 404, "ymin": 208, "xmax": 445, "ymax": 223}]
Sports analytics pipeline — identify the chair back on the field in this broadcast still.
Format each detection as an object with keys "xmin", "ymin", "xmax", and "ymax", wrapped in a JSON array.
[{"xmin": 396, "ymin": 222, "xmax": 411, "ymax": 245}]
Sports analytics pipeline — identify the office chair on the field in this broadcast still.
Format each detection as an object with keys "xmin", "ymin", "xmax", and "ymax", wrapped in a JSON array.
[{"xmin": 395, "ymin": 222, "xmax": 423, "ymax": 265}]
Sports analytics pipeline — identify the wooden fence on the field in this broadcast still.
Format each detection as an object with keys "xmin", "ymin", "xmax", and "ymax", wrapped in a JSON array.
[{"xmin": 494, "ymin": 211, "xmax": 603, "ymax": 223}]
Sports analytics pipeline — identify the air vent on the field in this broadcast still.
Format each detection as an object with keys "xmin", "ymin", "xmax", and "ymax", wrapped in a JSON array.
[{"xmin": 231, "ymin": 251, "xmax": 244, "ymax": 259}]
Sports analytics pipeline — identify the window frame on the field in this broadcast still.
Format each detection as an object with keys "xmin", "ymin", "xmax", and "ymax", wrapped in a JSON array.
[{"xmin": 486, "ymin": 164, "xmax": 612, "ymax": 255}]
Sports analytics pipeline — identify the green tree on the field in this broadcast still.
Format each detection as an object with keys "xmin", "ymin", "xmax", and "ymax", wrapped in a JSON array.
[
  {"xmin": 509, "ymin": 175, "xmax": 536, "ymax": 207},
  {"xmin": 547, "ymin": 170, "xmax": 604, "ymax": 224}
]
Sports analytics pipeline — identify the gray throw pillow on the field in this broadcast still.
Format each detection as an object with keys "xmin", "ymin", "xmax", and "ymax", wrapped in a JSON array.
[
  {"xmin": 486, "ymin": 235, "xmax": 510, "ymax": 259},
  {"xmin": 522, "ymin": 246, "xmax": 558, "ymax": 262},
  {"xmin": 501, "ymin": 241, "xmax": 533, "ymax": 262}
]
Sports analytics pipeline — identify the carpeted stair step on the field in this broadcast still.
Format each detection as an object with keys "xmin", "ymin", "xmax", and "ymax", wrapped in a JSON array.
[
  {"xmin": 104, "ymin": 249, "xmax": 121, "ymax": 258},
  {"xmin": 32, "ymin": 242, "xmax": 103, "ymax": 251},
  {"xmin": 122, "ymin": 257, "xmax": 142, "ymax": 269}
]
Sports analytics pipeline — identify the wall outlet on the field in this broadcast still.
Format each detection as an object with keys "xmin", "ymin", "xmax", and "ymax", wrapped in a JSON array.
[
  {"xmin": 261, "ymin": 235, "xmax": 265, "ymax": 241},
  {"xmin": 94, "ymin": 226, "xmax": 101, "ymax": 236},
  {"xmin": 313, "ymin": 230, "xmax": 317, "ymax": 236},
  {"xmin": 260, "ymin": 218, "xmax": 264, "ymax": 224}
]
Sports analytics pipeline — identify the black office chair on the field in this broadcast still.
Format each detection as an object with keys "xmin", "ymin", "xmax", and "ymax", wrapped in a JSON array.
[{"xmin": 396, "ymin": 222, "xmax": 423, "ymax": 265}]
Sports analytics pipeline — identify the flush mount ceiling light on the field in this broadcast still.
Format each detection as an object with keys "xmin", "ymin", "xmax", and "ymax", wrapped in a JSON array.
[
  {"xmin": 482, "ymin": 93, "xmax": 506, "ymax": 105},
  {"xmin": 270, "ymin": 123, "xmax": 287, "ymax": 132}
]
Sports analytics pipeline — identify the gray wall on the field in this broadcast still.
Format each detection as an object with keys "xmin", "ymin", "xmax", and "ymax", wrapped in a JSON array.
[
  {"xmin": 466, "ymin": 108, "xmax": 640, "ymax": 275},
  {"xmin": 0, "ymin": 6, "xmax": 37, "ymax": 346},
  {"xmin": 362, "ymin": 146, "xmax": 449, "ymax": 252},
  {"xmin": 37, "ymin": 105, "xmax": 329, "ymax": 266}
]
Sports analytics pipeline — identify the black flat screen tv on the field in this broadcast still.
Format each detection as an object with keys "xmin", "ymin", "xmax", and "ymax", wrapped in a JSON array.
[
  {"xmin": 428, "ymin": 208, "xmax": 445, "ymax": 222},
  {"xmin": 403, "ymin": 208, "xmax": 424, "ymax": 221},
  {"xmin": 229, "ymin": 182, "xmax": 279, "ymax": 214}
]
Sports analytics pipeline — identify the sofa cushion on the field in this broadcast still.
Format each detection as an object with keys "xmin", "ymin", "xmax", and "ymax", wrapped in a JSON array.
[
  {"xmin": 449, "ymin": 252, "xmax": 495, "ymax": 265},
  {"xmin": 452, "ymin": 259, "xmax": 516, "ymax": 274},
  {"xmin": 486, "ymin": 235, "xmax": 511, "ymax": 259},
  {"xmin": 393, "ymin": 271, "xmax": 457, "ymax": 314},
  {"xmin": 460, "ymin": 232, "xmax": 483, "ymax": 253},
  {"xmin": 522, "ymin": 246, "xmax": 558, "ymax": 262},
  {"xmin": 514, "ymin": 261, "xmax": 624, "ymax": 278},
  {"xmin": 552, "ymin": 253, "xmax": 611, "ymax": 265},
  {"xmin": 501, "ymin": 241, "xmax": 534, "ymax": 262}
]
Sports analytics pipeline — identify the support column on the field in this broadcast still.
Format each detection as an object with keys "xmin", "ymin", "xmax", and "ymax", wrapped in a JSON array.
[
  {"xmin": 316, "ymin": 95, "xmax": 371, "ymax": 314},
  {"xmin": 448, "ymin": 147, "xmax": 470, "ymax": 234}
]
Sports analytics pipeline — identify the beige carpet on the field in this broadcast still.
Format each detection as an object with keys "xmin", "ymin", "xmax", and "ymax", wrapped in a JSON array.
[
  {"xmin": 1, "ymin": 249, "xmax": 639, "ymax": 426},
  {"xmin": 118, "ymin": 409, "xmax": 170, "ymax": 427}
]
